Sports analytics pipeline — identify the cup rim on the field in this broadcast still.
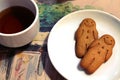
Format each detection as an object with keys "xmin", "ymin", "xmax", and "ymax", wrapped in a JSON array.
[{"xmin": 0, "ymin": 0, "xmax": 39, "ymax": 36}]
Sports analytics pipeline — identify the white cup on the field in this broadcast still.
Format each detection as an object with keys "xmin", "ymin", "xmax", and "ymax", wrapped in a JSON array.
[{"xmin": 0, "ymin": 0, "xmax": 40, "ymax": 47}]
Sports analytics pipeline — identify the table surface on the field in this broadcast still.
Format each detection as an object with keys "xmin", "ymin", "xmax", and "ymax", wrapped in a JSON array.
[{"xmin": 0, "ymin": 0, "xmax": 120, "ymax": 80}]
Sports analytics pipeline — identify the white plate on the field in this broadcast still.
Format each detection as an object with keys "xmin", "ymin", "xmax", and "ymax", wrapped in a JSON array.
[{"xmin": 48, "ymin": 10, "xmax": 120, "ymax": 80}]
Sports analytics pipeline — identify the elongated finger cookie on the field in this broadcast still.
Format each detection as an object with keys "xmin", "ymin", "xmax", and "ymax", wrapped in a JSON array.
[
  {"xmin": 75, "ymin": 18, "xmax": 98, "ymax": 58},
  {"xmin": 80, "ymin": 34, "xmax": 115, "ymax": 74}
]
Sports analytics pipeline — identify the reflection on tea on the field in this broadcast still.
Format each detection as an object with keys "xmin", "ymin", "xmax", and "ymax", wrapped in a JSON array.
[{"xmin": 0, "ymin": 6, "xmax": 35, "ymax": 34}]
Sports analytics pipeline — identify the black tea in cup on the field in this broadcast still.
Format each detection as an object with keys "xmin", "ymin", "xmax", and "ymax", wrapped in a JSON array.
[{"xmin": 0, "ymin": 6, "xmax": 35, "ymax": 34}]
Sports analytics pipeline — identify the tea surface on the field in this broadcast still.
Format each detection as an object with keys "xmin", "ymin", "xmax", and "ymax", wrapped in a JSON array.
[{"xmin": 0, "ymin": 6, "xmax": 35, "ymax": 34}]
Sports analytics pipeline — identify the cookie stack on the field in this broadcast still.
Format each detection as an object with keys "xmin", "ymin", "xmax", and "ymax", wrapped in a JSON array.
[{"xmin": 75, "ymin": 18, "xmax": 115, "ymax": 74}]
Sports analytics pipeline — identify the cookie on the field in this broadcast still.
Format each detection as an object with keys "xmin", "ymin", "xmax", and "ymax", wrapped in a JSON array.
[
  {"xmin": 75, "ymin": 18, "xmax": 98, "ymax": 58},
  {"xmin": 80, "ymin": 34, "xmax": 115, "ymax": 74}
]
